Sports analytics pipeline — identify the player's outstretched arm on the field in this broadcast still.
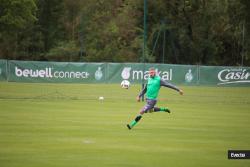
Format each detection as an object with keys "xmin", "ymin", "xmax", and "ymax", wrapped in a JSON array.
[{"xmin": 160, "ymin": 79, "xmax": 183, "ymax": 94}]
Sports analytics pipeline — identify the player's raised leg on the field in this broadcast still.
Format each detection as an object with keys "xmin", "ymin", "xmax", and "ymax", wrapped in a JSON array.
[
  {"xmin": 153, "ymin": 107, "xmax": 170, "ymax": 113},
  {"xmin": 127, "ymin": 99, "xmax": 156, "ymax": 130}
]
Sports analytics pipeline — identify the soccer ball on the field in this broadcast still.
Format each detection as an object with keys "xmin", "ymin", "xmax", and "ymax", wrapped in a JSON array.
[
  {"xmin": 99, "ymin": 96, "xmax": 104, "ymax": 100},
  {"xmin": 121, "ymin": 80, "xmax": 130, "ymax": 89}
]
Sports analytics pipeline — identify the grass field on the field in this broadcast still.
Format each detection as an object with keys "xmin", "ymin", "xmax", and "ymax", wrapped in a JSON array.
[{"xmin": 0, "ymin": 82, "xmax": 250, "ymax": 167}]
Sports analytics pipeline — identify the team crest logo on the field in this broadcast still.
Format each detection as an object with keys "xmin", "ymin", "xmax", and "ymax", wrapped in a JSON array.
[
  {"xmin": 121, "ymin": 67, "xmax": 131, "ymax": 80},
  {"xmin": 185, "ymin": 69, "xmax": 193, "ymax": 82},
  {"xmin": 95, "ymin": 67, "xmax": 103, "ymax": 80}
]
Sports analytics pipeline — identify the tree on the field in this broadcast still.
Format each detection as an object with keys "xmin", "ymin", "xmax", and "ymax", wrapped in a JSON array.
[
  {"xmin": 0, "ymin": 0, "xmax": 37, "ymax": 59},
  {"xmin": 37, "ymin": 0, "xmax": 65, "ymax": 52},
  {"xmin": 0, "ymin": 0, "xmax": 249, "ymax": 65},
  {"xmin": 146, "ymin": 0, "xmax": 249, "ymax": 66},
  {"xmin": 80, "ymin": 0, "xmax": 141, "ymax": 62}
]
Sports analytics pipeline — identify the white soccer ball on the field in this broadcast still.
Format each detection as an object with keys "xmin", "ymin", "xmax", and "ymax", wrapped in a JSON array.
[{"xmin": 121, "ymin": 80, "xmax": 130, "ymax": 89}]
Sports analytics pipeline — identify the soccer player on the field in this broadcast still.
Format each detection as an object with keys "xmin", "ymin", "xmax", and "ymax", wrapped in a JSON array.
[{"xmin": 127, "ymin": 67, "xmax": 183, "ymax": 130}]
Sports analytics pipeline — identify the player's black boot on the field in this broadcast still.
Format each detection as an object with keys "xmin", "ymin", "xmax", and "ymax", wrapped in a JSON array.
[
  {"xmin": 164, "ymin": 108, "xmax": 171, "ymax": 113},
  {"xmin": 127, "ymin": 124, "xmax": 131, "ymax": 130}
]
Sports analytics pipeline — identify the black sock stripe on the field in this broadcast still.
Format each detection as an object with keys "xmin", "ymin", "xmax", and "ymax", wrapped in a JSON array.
[{"xmin": 135, "ymin": 115, "xmax": 142, "ymax": 122}]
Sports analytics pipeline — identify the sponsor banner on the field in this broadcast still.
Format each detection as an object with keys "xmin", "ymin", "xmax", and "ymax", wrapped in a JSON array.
[
  {"xmin": 3, "ymin": 60, "xmax": 250, "ymax": 86},
  {"xmin": 8, "ymin": 60, "xmax": 106, "ymax": 83},
  {"xmin": 7, "ymin": 61, "xmax": 199, "ymax": 84},
  {"xmin": 0, "ymin": 59, "xmax": 7, "ymax": 81},
  {"xmin": 108, "ymin": 63, "xmax": 198, "ymax": 84},
  {"xmin": 200, "ymin": 66, "xmax": 250, "ymax": 86}
]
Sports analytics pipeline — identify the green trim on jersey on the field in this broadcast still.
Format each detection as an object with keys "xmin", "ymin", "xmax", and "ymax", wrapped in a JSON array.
[{"xmin": 146, "ymin": 76, "xmax": 161, "ymax": 99}]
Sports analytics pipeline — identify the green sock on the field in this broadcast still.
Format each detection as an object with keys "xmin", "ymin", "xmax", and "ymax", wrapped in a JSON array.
[
  {"xmin": 160, "ymin": 107, "xmax": 170, "ymax": 112},
  {"xmin": 129, "ymin": 115, "xmax": 142, "ymax": 128},
  {"xmin": 130, "ymin": 120, "xmax": 137, "ymax": 127}
]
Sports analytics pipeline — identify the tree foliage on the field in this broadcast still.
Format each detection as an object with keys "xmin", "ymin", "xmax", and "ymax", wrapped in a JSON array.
[
  {"xmin": 0, "ymin": 0, "xmax": 249, "ymax": 66},
  {"xmin": 0, "ymin": 0, "xmax": 37, "ymax": 59}
]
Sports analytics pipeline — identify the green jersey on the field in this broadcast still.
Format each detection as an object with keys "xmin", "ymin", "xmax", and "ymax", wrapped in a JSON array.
[
  {"xmin": 139, "ymin": 76, "xmax": 180, "ymax": 100},
  {"xmin": 146, "ymin": 76, "xmax": 161, "ymax": 99}
]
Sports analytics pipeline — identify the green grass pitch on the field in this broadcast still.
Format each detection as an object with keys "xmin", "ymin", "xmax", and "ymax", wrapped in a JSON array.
[{"xmin": 0, "ymin": 82, "xmax": 250, "ymax": 167}]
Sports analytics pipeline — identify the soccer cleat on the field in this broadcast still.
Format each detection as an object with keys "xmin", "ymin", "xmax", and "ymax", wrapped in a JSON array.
[
  {"xmin": 127, "ymin": 124, "xmax": 131, "ymax": 130},
  {"xmin": 165, "ymin": 108, "xmax": 171, "ymax": 113}
]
